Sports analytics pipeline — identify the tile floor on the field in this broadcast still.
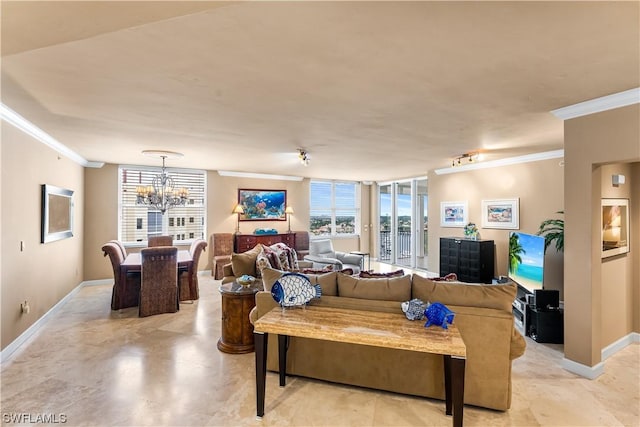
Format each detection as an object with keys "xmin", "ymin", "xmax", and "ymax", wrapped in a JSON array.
[{"xmin": 1, "ymin": 274, "xmax": 638, "ymax": 427}]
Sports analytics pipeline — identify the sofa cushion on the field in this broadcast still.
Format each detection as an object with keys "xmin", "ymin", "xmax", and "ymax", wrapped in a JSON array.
[
  {"xmin": 231, "ymin": 244, "xmax": 262, "ymax": 277},
  {"xmin": 261, "ymin": 267, "xmax": 338, "ymax": 296},
  {"xmin": 411, "ymin": 274, "xmax": 517, "ymax": 313},
  {"xmin": 337, "ymin": 274, "xmax": 412, "ymax": 302},
  {"xmin": 359, "ymin": 269, "xmax": 405, "ymax": 278},
  {"xmin": 270, "ymin": 243, "xmax": 299, "ymax": 271}
]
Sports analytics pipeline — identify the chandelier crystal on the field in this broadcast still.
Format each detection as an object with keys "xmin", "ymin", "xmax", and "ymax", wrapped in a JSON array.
[{"xmin": 136, "ymin": 151, "xmax": 189, "ymax": 214}]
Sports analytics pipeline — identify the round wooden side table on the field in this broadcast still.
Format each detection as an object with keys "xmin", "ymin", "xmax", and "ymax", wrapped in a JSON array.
[{"xmin": 217, "ymin": 281, "xmax": 262, "ymax": 354}]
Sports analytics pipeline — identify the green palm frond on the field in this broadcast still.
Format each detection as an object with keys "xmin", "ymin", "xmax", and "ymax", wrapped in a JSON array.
[{"xmin": 537, "ymin": 211, "xmax": 564, "ymax": 253}]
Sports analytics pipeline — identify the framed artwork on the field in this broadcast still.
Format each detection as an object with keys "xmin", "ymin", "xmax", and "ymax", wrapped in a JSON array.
[
  {"xmin": 41, "ymin": 184, "xmax": 74, "ymax": 243},
  {"xmin": 440, "ymin": 201, "xmax": 468, "ymax": 227},
  {"xmin": 601, "ymin": 198, "xmax": 629, "ymax": 259},
  {"xmin": 238, "ymin": 189, "xmax": 287, "ymax": 221},
  {"xmin": 481, "ymin": 198, "xmax": 519, "ymax": 229}
]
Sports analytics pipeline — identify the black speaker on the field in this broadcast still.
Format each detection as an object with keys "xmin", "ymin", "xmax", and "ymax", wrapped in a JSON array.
[{"xmin": 534, "ymin": 289, "xmax": 559, "ymax": 310}]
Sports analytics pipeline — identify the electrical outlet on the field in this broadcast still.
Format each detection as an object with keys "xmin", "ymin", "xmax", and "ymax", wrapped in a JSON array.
[{"xmin": 20, "ymin": 301, "xmax": 30, "ymax": 314}]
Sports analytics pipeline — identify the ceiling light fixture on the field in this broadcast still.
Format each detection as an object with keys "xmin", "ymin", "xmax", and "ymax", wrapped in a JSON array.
[
  {"xmin": 135, "ymin": 150, "xmax": 189, "ymax": 214},
  {"xmin": 451, "ymin": 152, "xmax": 480, "ymax": 167},
  {"xmin": 298, "ymin": 149, "xmax": 310, "ymax": 166}
]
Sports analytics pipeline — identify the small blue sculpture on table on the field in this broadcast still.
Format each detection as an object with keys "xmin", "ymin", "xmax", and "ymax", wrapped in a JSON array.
[{"xmin": 424, "ymin": 302, "xmax": 455, "ymax": 329}]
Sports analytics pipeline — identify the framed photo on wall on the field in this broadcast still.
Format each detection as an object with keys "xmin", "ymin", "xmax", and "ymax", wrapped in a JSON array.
[
  {"xmin": 41, "ymin": 184, "xmax": 74, "ymax": 243},
  {"xmin": 601, "ymin": 198, "xmax": 629, "ymax": 258},
  {"xmin": 481, "ymin": 198, "xmax": 519, "ymax": 229},
  {"xmin": 238, "ymin": 189, "xmax": 287, "ymax": 221},
  {"xmin": 440, "ymin": 201, "xmax": 468, "ymax": 227}
]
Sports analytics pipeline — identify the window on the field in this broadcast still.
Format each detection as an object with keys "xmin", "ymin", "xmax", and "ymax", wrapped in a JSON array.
[
  {"xmin": 119, "ymin": 166, "xmax": 206, "ymax": 244},
  {"xmin": 310, "ymin": 180, "xmax": 359, "ymax": 236}
]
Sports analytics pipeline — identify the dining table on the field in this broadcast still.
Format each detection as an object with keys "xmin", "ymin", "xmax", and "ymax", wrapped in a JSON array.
[{"xmin": 120, "ymin": 250, "xmax": 194, "ymax": 303}]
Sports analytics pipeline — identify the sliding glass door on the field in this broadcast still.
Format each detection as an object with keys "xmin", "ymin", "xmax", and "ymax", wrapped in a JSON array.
[{"xmin": 378, "ymin": 178, "xmax": 428, "ymax": 269}]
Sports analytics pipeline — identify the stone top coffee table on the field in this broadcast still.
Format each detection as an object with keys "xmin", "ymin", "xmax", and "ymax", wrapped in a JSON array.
[{"xmin": 253, "ymin": 306, "xmax": 467, "ymax": 427}]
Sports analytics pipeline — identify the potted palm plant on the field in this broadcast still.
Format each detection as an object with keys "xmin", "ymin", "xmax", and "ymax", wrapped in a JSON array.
[{"xmin": 537, "ymin": 211, "xmax": 564, "ymax": 253}]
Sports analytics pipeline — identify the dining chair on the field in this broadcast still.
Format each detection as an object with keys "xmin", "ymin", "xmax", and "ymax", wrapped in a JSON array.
[
  {"xmin": 212, "ymin": 233, "xmax": 234, "ymax": 279},
  {"xmin": 179, "ymin": 239, "xmax": 207, "ymax": 301},
  {"xmin": 102, "ymin": 242, "xmax": 140, "ymax": 310},
  {"xmin": 294, "ymin": 231, "xmax": 310, "ymax": 260},
  {"xmin": 148, "ymin": 235, "xmax": 173, "ymax": 247},
  {"xmin": 139, "ymin": 246, "xmax": 179, "ymax": 317},
  {"xmin": 108, "ymin": 239, "xmax": 127, "ymax": 259}
]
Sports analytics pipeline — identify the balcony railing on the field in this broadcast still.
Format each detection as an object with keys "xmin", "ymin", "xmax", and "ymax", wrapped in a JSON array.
[{"xmin": 379, "ymin": 230, "xmax": 428, "ymax": 263}]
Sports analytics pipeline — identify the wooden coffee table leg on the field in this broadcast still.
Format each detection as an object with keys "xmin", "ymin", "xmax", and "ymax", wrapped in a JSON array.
[
  {"xmin": 278, "ymin": 335, "xmax": 288, "ymax": 387},
  {"xmin": 254, "ymin": 332, "xmax": 268, "ymax": 418},
  {"xmin": 451, "ymin": 356, "xmax": 465, "ymax": 427},
  {"xmin": 444, "ymin": 355, "xmax": 452, "ymax": 415}
]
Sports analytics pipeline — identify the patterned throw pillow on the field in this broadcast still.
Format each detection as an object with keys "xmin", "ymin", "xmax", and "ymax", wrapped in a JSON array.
[
  {"xmin": 255, "ymin": 247, "xmax": 271, "ymax": 279},
  {"xmin": 261, "ymin": 245, "xmax": 282, "ymax": 271},
  {"xmin": 269, "ymin": 243, "xmax": 299, "ymax": 271},
  {"xmin": 359, "ymin": 269, "xmax": 405, "ymax": 278}
]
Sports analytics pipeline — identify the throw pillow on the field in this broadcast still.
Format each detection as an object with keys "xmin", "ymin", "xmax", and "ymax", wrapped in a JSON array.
[
  {"xmin": 411, "ymin": 274, "xmax": 517, "ymax": 313},
  {"xmin": 269, "ymin": 243, "xmax": 299, "ymax": 271},
  {"xmin": 255, "ymin": 247, "xmax": 271, "ymax": 279},
  {"xmin": 337, "ymin": 274, "xmax": 412, "ymax": 302},
  {"xmin": 359, "ymin": 269, "xmax": 405, "ymax": 278},
  {"xmin": 231, "ymin": 244, "xmax": 262, "ymax": 277}
]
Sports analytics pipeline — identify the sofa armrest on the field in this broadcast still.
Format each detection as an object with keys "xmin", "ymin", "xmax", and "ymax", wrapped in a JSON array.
[
  {"xmin": 303, "ymin": 255, "xmax": 343, "ymax": 270},
  {"xmin": 222, "ymin": 263, "xmax": 233, "ymax": 276},
  {"xmin": 336, "ymin": 252, "xmax": 363, "ymax": 266},
  {"xmin": 509, "ymin": 327, "xmax": 526, "ymax": 360}
]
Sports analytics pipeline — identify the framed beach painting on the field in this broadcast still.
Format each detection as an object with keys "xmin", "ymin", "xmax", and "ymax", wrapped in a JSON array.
[
  {"xmin": 601, "ymin": 198, "xmax": 629, "ymax": 259},
  {"xmin": 440, "ymin": 201, "xmax": 468, "ymax": 227},
  {"xmin": 481, "ymin": 198, "xmax": 519, "ymax": 229},
  {"xmin": 238, "ymin": 189, "xmax": 287, "ymax": 221}
]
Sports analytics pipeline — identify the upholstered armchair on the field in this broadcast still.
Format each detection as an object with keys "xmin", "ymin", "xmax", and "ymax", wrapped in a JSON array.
[
  {"xmin": 294, "ymin": 231, "xmax": 310, "ymax": 260},
  {"xmin": 304, "ymin": 239, "xmax": 363, "ymax": 274},
  {"xmin": 212, "ymin": 233, "xmax": 234, "ymax": 279},
  {"xmin": 102, "ymin": 242, "xmax": 140, "ymax": 310}
]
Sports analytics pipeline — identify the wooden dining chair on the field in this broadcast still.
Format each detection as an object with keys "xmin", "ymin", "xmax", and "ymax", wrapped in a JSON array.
[
  {"xmin": 148, "ymin": 235, "xmax": 173, "ymax": 247},
  {"xmin": 179, "ymin": 239, "xmax": 208, "ymax": 301},
  {"xmin": 108, "ymin": 239, "xmax": 127, "ymax": 259},
  {"xmin": 102, "ymin": 242, "xmax": 140, "ymax": 310},
  {"xmin": 139, "ymin": 246, "xmax": 178, "ymax": 317}
]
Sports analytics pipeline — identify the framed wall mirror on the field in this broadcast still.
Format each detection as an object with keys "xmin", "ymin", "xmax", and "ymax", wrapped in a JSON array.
[{"xmin": 41, "ymin": 184, "xmax": 74, "ymax": 243}]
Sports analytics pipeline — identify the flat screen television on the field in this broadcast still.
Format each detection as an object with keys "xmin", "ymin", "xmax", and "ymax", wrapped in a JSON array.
[{"xmin": 508, "ymin": 231, "xmax": 545, "ymax": 294}]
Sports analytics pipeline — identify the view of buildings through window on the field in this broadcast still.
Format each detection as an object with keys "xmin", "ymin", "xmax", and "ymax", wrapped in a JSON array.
[
  {"xmin": 118, "ymin": 166, "xmax": 206, "ymax": 244},
  {"xmin": 309, "ymin": 181, "xmax": 359, "ymax": 236}
]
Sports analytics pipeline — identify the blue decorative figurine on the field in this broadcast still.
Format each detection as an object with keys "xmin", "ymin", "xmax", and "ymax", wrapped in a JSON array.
[
  {"xmin": 271, "ymin": 273, "xmax": 322, "ymax": 307},
  {"xmin": 424, "ymin": 302, "xmax": 455, "ymax": 329}
]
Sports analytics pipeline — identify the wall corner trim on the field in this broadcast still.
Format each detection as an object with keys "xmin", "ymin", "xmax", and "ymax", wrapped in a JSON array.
[
  {"xmin": 0, "ymin": 103, "xmax": 104, "ymax": 169},
  {"xmin": 601, "ymin": 332, "xmax": 640, "ymax": 361},
  {"xmin": 561, "ymin": 357, "xmax": 604, "ymax": 379},
  {"xmin": 551, "ymin": 87, "xmax": 640, "ymax": 120}
]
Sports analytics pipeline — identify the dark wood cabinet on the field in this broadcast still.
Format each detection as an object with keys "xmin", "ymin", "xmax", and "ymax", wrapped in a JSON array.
[
  {"xmin": 235, "ymin": 233, "xmax": 296, "ymax": 253},
  {"xmin": 439, "ymin": 237, "xmax": 494, "ymax": 284}
]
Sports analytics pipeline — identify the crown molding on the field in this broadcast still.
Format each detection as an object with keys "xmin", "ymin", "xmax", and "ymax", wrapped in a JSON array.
[
  {"xmin": 0, "ymin": 103, "xmax": 104, "ymax": 168},
  {"xmin": 218, "ymin": 170, "xmax": 304, "ymax": 181},
  {"xmin": 551, "ymin": 87, "xmax": 640, "ymax": 120},
  {"xmin": 434, "ymin": 150, "xmax": 564, "ymax": 175}
]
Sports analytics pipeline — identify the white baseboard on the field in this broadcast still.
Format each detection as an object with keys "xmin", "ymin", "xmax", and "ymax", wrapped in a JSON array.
[
  {"xmin": 1, "ymin": 280, "xmax": 86, "ymax": 363},
  {"xmin": 562, "ymin": 357, "xmax": 605, "ymax": 379},
  {"xmin": 602, "ymin": 332, "xmax": 640, "ymax": 361}
]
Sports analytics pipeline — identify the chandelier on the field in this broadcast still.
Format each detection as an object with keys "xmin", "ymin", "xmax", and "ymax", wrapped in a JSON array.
[{"xmin": 136, "ymin": 150, "xmax": 189, "ymax": 214}]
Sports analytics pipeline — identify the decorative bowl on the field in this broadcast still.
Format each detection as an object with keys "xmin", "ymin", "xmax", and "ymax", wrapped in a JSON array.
[{"xmin": 237, "ymin": 275, "xmax": 255, "ymax": 287}]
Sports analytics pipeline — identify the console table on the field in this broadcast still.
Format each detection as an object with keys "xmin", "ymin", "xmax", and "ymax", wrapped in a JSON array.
[
  {"xmin": 253, "ymin": 306, "xmax": 467, "ymax": 427},
  {"xmin": 235, "ymin": 233, "xmax": 296, "ymax": 253}
]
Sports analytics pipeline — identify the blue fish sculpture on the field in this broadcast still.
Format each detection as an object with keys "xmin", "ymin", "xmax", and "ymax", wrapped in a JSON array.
[
  {"xmin": 401, "ymin": 298, "xmax": 428, "ymax": 320},
  {"xmin": 271, "ymin": 273, "xmax": 322, "ymax": 307},
  {"xmin": 424, "ymin": 302, "xmax": 455, "ymax": 329}
]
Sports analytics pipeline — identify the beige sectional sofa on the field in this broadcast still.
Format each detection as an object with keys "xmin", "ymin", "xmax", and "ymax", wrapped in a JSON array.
[{"xmin": 250, "ymin": 268, "xmax": 526, "ymax": 411}]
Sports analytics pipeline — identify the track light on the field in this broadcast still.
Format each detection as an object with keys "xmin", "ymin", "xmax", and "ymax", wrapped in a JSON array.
[
  {"xmin": 298, "ymin": 149, "xmax": 310, "ymax": 166},
  {"xmin": 451, "ymin": 152, "xmax": 480, "ymax": 167}
]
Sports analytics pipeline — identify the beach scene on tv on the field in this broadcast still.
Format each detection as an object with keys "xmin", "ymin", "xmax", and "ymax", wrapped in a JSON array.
[{"xmin": 508, "ymin": 232, "xmax": 545, "ymax": 291}]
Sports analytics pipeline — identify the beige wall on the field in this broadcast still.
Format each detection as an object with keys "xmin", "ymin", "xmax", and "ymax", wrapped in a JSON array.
[
  {"xmin": 564, "ymin": 103, "xmax": 639, "ymax": 367},
  {"xmin": 1, "ymin": 125, "xmax": 85, "ymax": 350},
  {"xmin": 427, "ymin": 158, "xmax": 565, "ymax": 296}
]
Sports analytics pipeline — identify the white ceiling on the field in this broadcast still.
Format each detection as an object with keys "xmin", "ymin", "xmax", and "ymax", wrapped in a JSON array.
[{"xmin": 2, "ymin": 1, "xmax": 639, "ymax": 181}]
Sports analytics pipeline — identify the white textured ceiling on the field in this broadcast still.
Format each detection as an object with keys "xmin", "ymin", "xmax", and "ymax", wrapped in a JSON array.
[{"xmin": 2, "ymin": 1, "xmax": 639, "ymax": 181}]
